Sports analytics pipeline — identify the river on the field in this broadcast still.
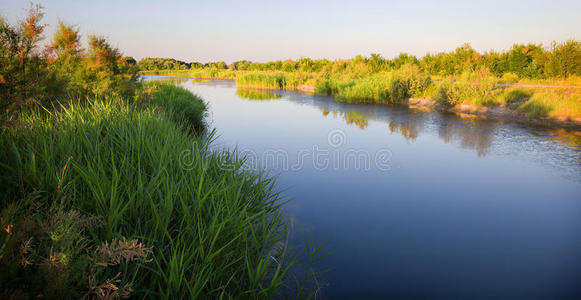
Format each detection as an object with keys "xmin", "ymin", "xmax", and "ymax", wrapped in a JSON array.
[{"xmin": 162, "ymin": 76, "xmax": 581, "ymax": 299}]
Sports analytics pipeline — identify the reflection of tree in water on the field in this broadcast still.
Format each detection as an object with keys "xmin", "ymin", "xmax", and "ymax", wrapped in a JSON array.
[
  {"xmin": 437, "ymin": 115, "xmax": 494, "ymax": 157},
  {"xmin": 320, "ymin": 109, "xmax": 369, "ymax": 129},
  {"xmin": 320, "ymin": 107, "xmax": 423, "ymax": 140},
  {"xmin": 388, "ymin": 120, "xmax": 419, "ymax": 141},
  {"xmin": 236, "ymin": 88, "xmax": 281, "ymax": 101},
  {"xmin": 547, "ymin": 129, "xmax": 581, "ymax": 148},
  {"xmin": 317, "ymin": 103, "xmax": 496, "ymax": 156},
  {"xmin": 343, "ymin": 112, "xmax": 369, "ymax": 129}
]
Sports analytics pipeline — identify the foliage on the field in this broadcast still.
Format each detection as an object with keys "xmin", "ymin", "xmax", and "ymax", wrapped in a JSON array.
[
  {"xmin": 0, "ymin": 84, "xmax": 295, "ymax": 298},
  {"xmin": 433, "ymin": 67, "xmax": 499, "ymax": 107},
  {"xmin": 235, "ymin": 72, "xmax": 312, "ymax": 90},
  {"xmin": 0, "ymin": 5, "xmax": 137, "ymax": 119},
  {"xmin": 545, "ymin": 40, "xmax": 581, "ymax": 78},
  {"xmin": 137, "ymin": 57, "xmax": 192, "ymax": 71},
  {"xmin": 517, "ymin": 90, "xmax": 581, "ymax": 119},
  {"xmin": 139, "ymin": 40, "xmax": 581, "ymax": 83},
  {"xmin": 0, "ymin": 3, "xmax": 52, "ymax": 114}
]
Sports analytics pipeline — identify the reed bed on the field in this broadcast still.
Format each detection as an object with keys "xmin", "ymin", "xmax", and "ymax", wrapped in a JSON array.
[{"xmin": 0, "ymin": 83, "xmax": 296, "ymax": 298}]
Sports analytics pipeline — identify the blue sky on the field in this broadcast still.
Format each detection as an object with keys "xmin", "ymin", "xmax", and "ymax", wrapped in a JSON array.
[{"xmin": 1, "ymin": 0, "xmax": 580, "ymax": 63}]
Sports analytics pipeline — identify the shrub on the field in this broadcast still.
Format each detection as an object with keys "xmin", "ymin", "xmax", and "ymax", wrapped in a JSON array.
[{"xmin": 500, "ymin": 72, "xmax": 519, "ymax": 83}]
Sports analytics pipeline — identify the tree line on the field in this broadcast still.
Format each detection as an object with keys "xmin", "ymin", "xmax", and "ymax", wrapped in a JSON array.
[{"xmin": 139, "ymin": 40, "xmax": 581, "ymax": 79}]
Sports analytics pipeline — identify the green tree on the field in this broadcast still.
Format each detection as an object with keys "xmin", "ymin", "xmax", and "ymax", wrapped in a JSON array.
[{"xmin": 545, "ymin": 40, "xmax": 581, "ymax": 77}]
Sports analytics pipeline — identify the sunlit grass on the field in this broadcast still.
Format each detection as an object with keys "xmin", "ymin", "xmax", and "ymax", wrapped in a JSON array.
[
  {"xmin": 517, "ymin": 90, "xmax": 581, "ymax": 119},
  {"xmin": 235, "ymin": 72, "xmax": 313, "ymax": 90},
  {"xmin": 0, "ymin": 83, "xmax": 297, "ymax": 298}
]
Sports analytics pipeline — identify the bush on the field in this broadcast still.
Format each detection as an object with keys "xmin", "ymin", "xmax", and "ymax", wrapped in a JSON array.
[
  {"xmin": 236, "ymin": 72, "xmax": 286, "ymax": 89},
  {"xmin": 500, "ymin": 72, "xmax": 519, "ymax": 83},
  {"xmin": 433, "ymin": 67, "xmax": 499, "ymax": 107}
]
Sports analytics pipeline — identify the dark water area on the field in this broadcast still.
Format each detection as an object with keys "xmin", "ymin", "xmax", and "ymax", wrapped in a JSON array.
[{"xmin": 150, "ymin": 76, "xmax": 581, "ymax": 299}]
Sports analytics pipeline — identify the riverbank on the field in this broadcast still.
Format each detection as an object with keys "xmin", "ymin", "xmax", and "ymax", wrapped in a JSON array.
[
  {"xmin": 141, "ymin": 70, "xmax": 581, "ymax": 130},
  {"xmin": 407, "ymin": 97, "xmax": 581, "ymax": 130},
  {"xmin": 0, "ymin": 83, "xmax": 294, "ymax": 298}
]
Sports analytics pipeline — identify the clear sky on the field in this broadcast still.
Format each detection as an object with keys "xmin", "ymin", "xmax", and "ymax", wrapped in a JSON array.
[{"xmin": 1, "ymin": 0, "xmax": 580, "ymax": 63}]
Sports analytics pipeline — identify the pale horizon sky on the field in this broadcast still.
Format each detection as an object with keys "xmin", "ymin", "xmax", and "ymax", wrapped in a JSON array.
[{"xmin": 1, "ymin": 0, "xmax": 580, "ymax": 63}]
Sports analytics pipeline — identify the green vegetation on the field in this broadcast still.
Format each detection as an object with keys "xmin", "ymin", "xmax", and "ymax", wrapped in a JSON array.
[
  {"xmin": 1, "ymin": 83, "xmax": 295, "ymax": 298},
  {"xmin": 1, "ymin": 6, "xmax": 314, "ymax": 299},
  {"xmin": 432, "ymin": 67, "xmax": 499, "ymax": 107},
  {"xmin": 136, "ymin": 37, "xmax": 581, "ymax": 122},
  {"xmin": 0, "ymin": 6, "xmax": 138, "ymax": 118},
  {"xmin": 235, "ymin": 72, "xmax": 312, "ymax": 90},
  {"xmin": 517, "ymin": 90, "xmax": 581, "ymax": 119},
  {"xmin": 138, "ymin": 40, "xmax": 581, "ymax": 80},
  {"xmin": 315, "ymin": 65, "xmax": 432, "ymax": 104}
]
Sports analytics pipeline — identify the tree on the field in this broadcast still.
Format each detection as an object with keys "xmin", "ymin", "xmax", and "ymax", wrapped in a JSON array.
[
  {"xmin": 0, "ymin": 3, "xmax": 48, "ymax": 114},
  {"xmin": 546, "ymin": 40, "xmax": 581, "ymax": 77}
]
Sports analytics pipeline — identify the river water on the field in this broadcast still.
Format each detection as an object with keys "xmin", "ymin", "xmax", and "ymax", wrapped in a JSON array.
[{"xmin": 166, "ymin": 77, "xmax": 581, "ymax": 299}]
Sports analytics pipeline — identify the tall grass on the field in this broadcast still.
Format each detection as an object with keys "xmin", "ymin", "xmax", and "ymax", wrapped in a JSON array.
[
  {"xmin": 235, "ymin": 72, "xmax": 312, "ymax": 90},
  {"xmin": 190, "ymin": 68, "xmax": 236, "ymax": 79},
  {"xmin": 517, "ymin": 90, "xmax": 581, "ymax": 119},
  {"xmin": 317, "ymin": 65, "xmax": 432, "ymax": 104},
  {"xmin": 0, "ymin": 84, "xmax": 296, "ymax": 298},
  {"xmin": 432, "ymin": 68, "xmax": 500, "ymax": 107}
]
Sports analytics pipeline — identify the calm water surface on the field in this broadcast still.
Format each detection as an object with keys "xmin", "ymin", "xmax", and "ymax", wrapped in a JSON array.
[{"xmin": 170, "ymin": 77, "xmax": 581, "ymax": 299}]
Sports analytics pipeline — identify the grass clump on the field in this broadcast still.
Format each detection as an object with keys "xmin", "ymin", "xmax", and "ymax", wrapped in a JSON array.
[
  {"xmin": 498, "ymin": 88, "xmax": 533, "ymax": 108},
  {"xmin": 235, "ymin": 72, "xmax": 312, "ymax": 90},
  {"xmin": 138, "ymin": 82, "xmax": 207, "ymax": 131},
  {"xmin": 325, "ymin": 65, "xmax": 432, "ymax": 104},
  {"xmin": 190, "ymin": 68, "xmax": 236, "ymax": 79},
  {"xmin": 517, "ymin": 90, "xmax": 581, "ymax": 119},
  {"xmin": 236, "ymin": 73, "xmax": 287, "ymax": 89},
  {"xmin": 433, "ymin": 68, "xmax": 500, "ymax": 107},
  {"xmin": 0, "ymin": 84, "xmax": 295, "ymax": 298}
]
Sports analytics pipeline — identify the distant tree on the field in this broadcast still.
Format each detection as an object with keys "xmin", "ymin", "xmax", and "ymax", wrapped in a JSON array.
[
  {"xmin": 215, "ymin": 61, "xmax": 227, "ymax": 69},
  {"xmin": 392, "ymin": 53, "xmax": 418, "ymax": 70},
  {"xmin": 367, "ymin": 53, "xmax": 385, "ymax": 73},
  {"xmin": 121, "ymin": 56, "xmax": 136, "ymax": 65},
  {"xmin": 545, "ymin": 40, "xmax": 581, "ymax": 77},
  {"xmin": 507, "ymin": 44, "xmax": 544, "ymax": 78},
  {"xmin": 298, "ymin": 57, "xmax": 314, "ymax": 72},
  {"xmin": 282, "ymin": 59, "xmax": 297, "ymax": 72}
]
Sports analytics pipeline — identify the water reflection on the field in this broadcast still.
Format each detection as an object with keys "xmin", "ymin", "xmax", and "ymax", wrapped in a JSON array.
[
  {"xmin": 236, "ymin": 88, "xmax": 282, "ymax": 101},
  {"xmin": 437, "ymin": 115, "xmax": 495, "ymax": 157},
  {"xmin": 548, "ymin": 128, "xmax": 581, "ymax": 148},
  {"xmin": 145, "ymin": 76, "xmax": 581, "ymax": 160},
  {"xmin": 320, "ymin": 105, "xmax": 495, "ymax": 154},
  {"xmin": 315, "ymin": 100, "xmax": 581, "ymax": 157},
  {"xmin": 166, "ymin": 77, "xmax": 581, "ymax": 298}
]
